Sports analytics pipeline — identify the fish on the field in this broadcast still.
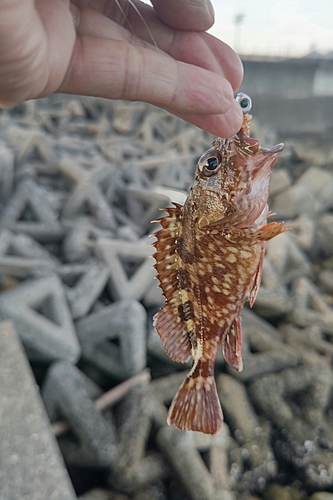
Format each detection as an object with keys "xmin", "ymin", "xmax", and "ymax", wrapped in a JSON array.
[{"xmin": 151, "ymin": 95, "xmax": 288, "ymax": 435}]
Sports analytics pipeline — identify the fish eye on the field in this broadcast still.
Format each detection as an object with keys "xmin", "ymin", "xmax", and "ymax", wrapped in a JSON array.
[{"xmin": 198, "ymin": 151, "xmax": 222, "ymax": 177}]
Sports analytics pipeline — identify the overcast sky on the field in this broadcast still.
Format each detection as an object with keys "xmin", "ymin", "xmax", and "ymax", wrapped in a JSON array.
[{"xmin": 209, "ymin": 0, "xmax": 333, "ymax": 57}]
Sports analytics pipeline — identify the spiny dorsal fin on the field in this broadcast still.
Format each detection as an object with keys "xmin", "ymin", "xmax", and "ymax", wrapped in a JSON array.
[
  {"xmin": 153, "ymin": 203, "xmax": 192, "ymax": 363},
  {"xmin": 152, "ymin": 203, "xmax": 183, "ymax": 303}
]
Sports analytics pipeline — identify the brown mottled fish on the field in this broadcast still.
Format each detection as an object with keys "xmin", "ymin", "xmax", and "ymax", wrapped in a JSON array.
[{"xmin": 152, "ymin": 94, "xmax": 288, "ymax": 435}]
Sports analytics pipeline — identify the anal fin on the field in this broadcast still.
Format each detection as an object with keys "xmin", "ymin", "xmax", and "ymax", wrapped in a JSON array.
[
  {"xmin": 153, "ymin": 307, "xmax": 191, "ymax": 363},
  {"xmin": 167, "ymin": 369, "xmax": 223, "ymax": 435},
  {"xmin": 222, "ymin": 316, "xmax": 243, "ymax": 372}
]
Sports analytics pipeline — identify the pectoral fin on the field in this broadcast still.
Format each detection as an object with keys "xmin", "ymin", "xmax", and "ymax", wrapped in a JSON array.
[
  {"xmin": 222, "ymin": 316, "xmax": 243, "ymax": 372},
  {"xmin": 255, "ymin": 222, "xmax": 290, "ymax": 241}
]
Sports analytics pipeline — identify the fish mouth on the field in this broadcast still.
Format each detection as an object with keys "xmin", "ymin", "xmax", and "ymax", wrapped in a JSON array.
[{"xmin": 261, "ymin": 142, "xmax": 284, "ymax": 154}]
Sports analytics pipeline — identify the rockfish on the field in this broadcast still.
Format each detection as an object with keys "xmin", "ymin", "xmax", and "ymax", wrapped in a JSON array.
[{"xmin": 152, "ymin": 94, "xmax": 287, "ymax": 435}]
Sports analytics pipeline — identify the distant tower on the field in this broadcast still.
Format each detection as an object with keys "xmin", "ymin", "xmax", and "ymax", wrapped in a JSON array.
[{"xmin": 234, "ymin": 13, "xmax": 245, "ymax": 53}]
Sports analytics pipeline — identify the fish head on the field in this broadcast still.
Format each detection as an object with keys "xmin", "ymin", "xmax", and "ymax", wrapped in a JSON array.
[{"xmin": 191, "ymin": 115, "xmax": 284, "ymax": 229}]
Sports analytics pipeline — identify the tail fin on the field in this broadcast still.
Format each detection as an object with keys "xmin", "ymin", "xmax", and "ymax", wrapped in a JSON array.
[{"xmin": 167, "ymin": 373, "xmax": 223, "ymax": 435}]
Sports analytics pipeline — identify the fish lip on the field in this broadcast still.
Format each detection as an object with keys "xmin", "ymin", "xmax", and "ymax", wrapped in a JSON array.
[{"xmin": 261, "ymin": 142, "xmax": 284, "ymax": 154}]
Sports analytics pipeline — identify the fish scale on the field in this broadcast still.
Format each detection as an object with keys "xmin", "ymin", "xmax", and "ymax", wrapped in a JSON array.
[{"xmin": 152, "ymin": 95, "xmax": 288, "ymax": 435}]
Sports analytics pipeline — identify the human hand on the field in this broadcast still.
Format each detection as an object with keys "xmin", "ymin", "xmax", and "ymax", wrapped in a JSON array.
[{"xmin": 0, "ymin": 0, "xmax": 243, "ymax": 136}]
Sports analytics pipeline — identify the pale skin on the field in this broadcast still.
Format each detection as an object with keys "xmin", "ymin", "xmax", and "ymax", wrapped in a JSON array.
[{"xmin": 0, "ymin": 0, "xmax": 243, "ymax": 137}]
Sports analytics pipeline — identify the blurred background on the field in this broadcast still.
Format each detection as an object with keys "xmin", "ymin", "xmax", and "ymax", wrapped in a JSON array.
[{"xmin": 209, "ymin": 0, "xmax": 333, "ymax": 137}]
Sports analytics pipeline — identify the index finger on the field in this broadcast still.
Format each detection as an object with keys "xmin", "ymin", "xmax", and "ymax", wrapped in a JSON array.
[{"xmin": 150, "ymin": 0, "xmax": 215, "ymax": 32}]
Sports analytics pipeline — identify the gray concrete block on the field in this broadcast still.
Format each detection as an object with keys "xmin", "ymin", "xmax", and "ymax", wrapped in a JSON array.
[
  {"xmin": 42, "ymin": 361, "xmax": 117, "ymax": 468},
  {"xmin": 254, "ymin": 258, "xmax": 292, "ymax": 317},
  {"xmin": 0, "ymin": 178, "xmax": 64, "ymax": 242},
  {"xmin": 59, "ymin": 159, "xmax": 117, "ymax": 231},
  {"xmin": 0, "ymin": 142, "xmax": 14, "ymax": 203},
  {"xmin": 265, "ymin": 232, "xmax": 312, "ymax": 284},
  {"xmin": 95, "ymin": 237, "xmax": 155, "ymax": 301},
  {"xmin": 272, "ymin": 184, "xmax": 316, "ymax": 218},
  {"xmin": 58, "ymin": 261, "xmax": 110, "ymax": 319},
  {"xmin": 0, "ymin": 321, "xmax": 76, "ymax": 500},
  {"xmin": 296, "ymin": 166, "xmax": 333, "ymax": 211},
  {"xmin": 76, "ymin": 299, "xmax": 147, "ymax": 380},
  {"xmin": 0, "ymin": 275, "xmax": 80, "ymax": 362},
  {"xmin": 315, "ymin": 213, "xmax": 333, "ymax": 257},
  {"xmin": 231, "ymin": 309, "xmax": 299, "ymax": 382},
  {"xmin": 269, "ymin": 168, "xmax": 292, "ymax": 196},
  {"xmin": 108, "ymin": 383, "xmax": 167, "ymax": 494},
  {"xmin": 156, "ymin": 426, "xmax": 234, "ymax": 500},
  {"xmin": 0, "ymin": 229, "xmax": 59, "ymax": 278},
  {"xmin": 288, "ymin": 277, "xmax": 333, "ymax": 334}
]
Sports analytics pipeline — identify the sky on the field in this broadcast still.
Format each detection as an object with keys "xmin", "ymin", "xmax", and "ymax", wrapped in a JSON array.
[{"xmin": 209, "ymin": 0, "xmax": 333, "ymax": 57}]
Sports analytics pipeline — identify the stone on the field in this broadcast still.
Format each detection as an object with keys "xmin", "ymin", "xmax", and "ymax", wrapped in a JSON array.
[
  {"xmin": 42, "ymin": 361, "xmax": 117, "ymax": 467},
  {"xmin": 217, "ymin": 375, "xmax": 277, "ymax": 493},
  {"xmin": 0, "ymin": 274, "xmax": 80, "ymax": 362},
  {"xmin": 95, "ymin": 236, "xmax": 155, "ymax": 301},
  {"xmin": 156, "ymin": 426, "xmax": 234, "ymax": 500},
  {"xmin": 265, "ymin": 232, "xmax": 312, "ymax": 285},
  {"xmin": 142, "ymin": 281, "xmax": 164, "ymax": 308},
  {"xmin": 0, "ymin": 141, "xmax": 14, "ymax": 203},
  {"xmin": 112, "ymin": 102, "xmax": 146, "ymax": 134},
  {"xmin": 52, "ymin": 370, "xmax": 151, "ymax": 438},
  {"xmin": 282, "ymin": 324, "xmax": 333, "ymax": 358},
  {"xmin": 289, "ymin": 139, "xmax": 328, "ymax": 166},
  {"xmin": 319, "ymin": 270, "xmax": 333, "ymax": 294},
  {"xmin": 272, "ymin": 184, "xmax": 316, "ymax": 219},
  {"xmin": 263, "ymin": 483, "xmax": 296, "ymax": 500},
  {"xmin": 76, "ymin": 299, "xmax": 147, "ymax": 380},
  {"xmin": 248, "ymin": 353, "xmax": 333, "ymax": 488},
  {"xmin": 8, "ymin": 125, "xmax": 58, "ymax": 170},
  {"xmin": 58, "ymin": 261, "xmax": 110, "ymax": 319},
  {"xmin": 249, "ymin": 366, "xmax": 315, "ymax": 441},
  {"xmin": 0, "ymin": 321, "xmax": 76, "ymax": 500},
  {"xmin": 0, "ymin": 178, "xmax": 64, "ymax": 242},
  {"xmin": 253, "ymin": 258, "xmax": 292, "ymax": 317},
  {"xmin": 310, "ymin": 494, "xmax": 333, "ymax": 500},
  {"xmin": 288, "ymin": 277, "xmax": 333, "ymax": 334},
  {"xmin": 108, "ymin": 383, "xmax": 167, "ymax": 494},
  {"xmin": 296, "ymin": 166, "xmax": 333, "ymax": 211},
  {"xmin": 79, "ymin": 489, "xmax": 129, "ymax": 500},
  {"xmin": 315, "ymin": 213, "xmax": 333, "ymax": 258},
  {"xmin": 0, "ymin": 229, "xmax": 59, "ymax": 278},
  {"xmin": 231, "ymin": 309, "xmax": 299, "ymax": 382},
  {"xmin": 132, "ymin": 484, "xmax": 167, "ymax": 500},
  {"xmin": 59, "ymin": 158, "xmax": 117, "ymax": 231},
  {"xmin": 124, "ymin": 186, "xmax": 170, "ymax": 235},
  {"xmin": 217, "ymin": 375, "xmax": 259, "ymax": 442},
  {"xmin": 287, "ymin": 215, "xmax": 315, "ymax": 251},
  {"xmin": 269, "ymin": 168, "xmax": 291, "ymax": 196},
  {"xmin": 62, "ymin": 217, "xmax": 115, "ymax": 263}
]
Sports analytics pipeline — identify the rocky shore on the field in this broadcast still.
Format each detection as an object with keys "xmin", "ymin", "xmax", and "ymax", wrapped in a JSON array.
[{"xmin": 0, "ymin": 95, "xmax": 333, "ymax": 500}]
